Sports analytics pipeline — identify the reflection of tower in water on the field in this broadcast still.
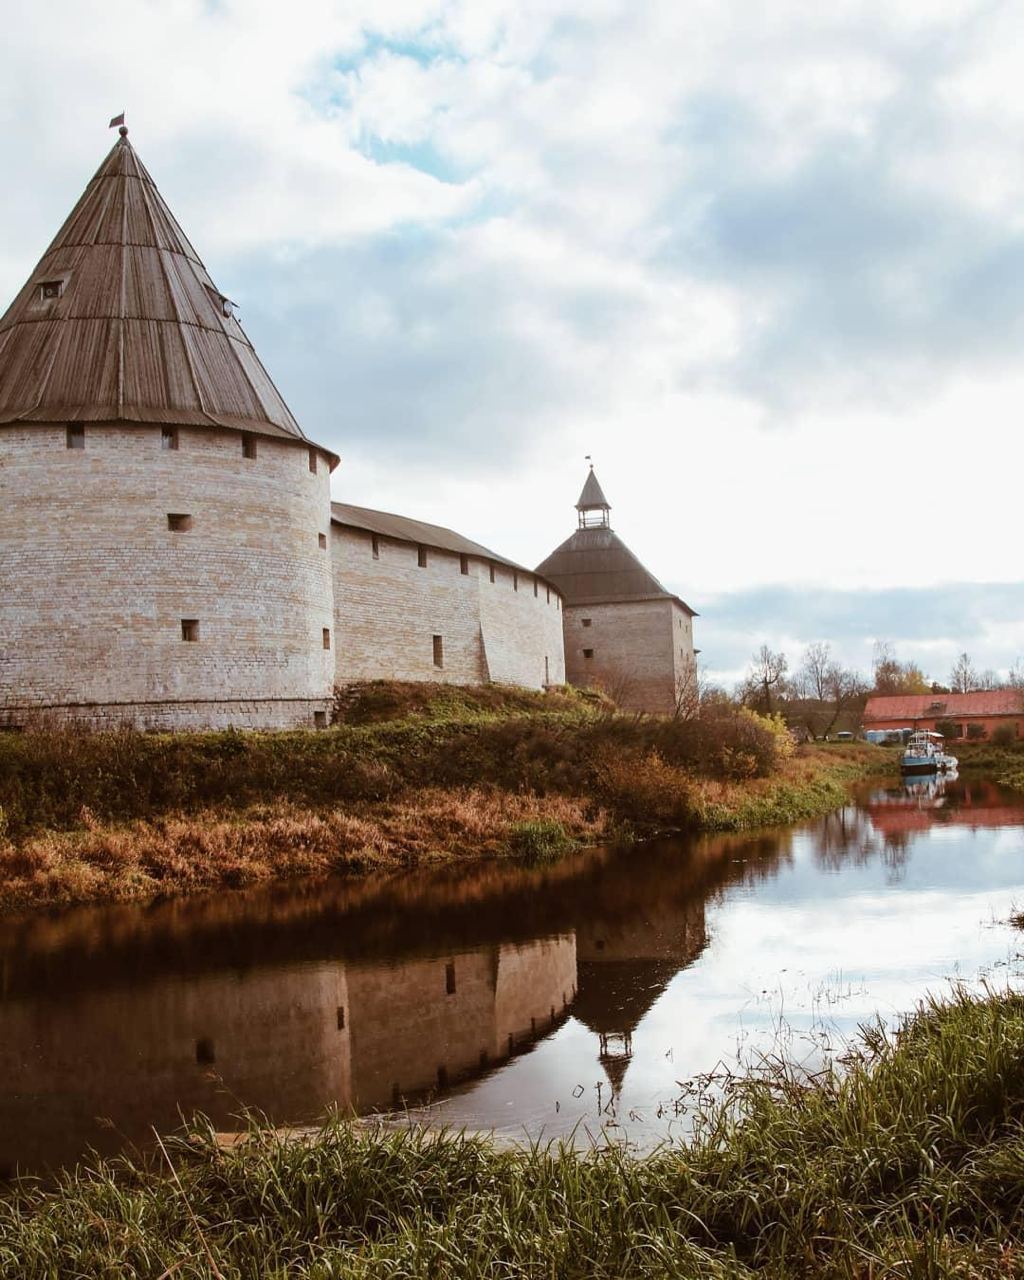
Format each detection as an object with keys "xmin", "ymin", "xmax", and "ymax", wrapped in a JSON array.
[{"xmin": 574, "ymin": 896, "xmax": 708, "ymax": 1102}]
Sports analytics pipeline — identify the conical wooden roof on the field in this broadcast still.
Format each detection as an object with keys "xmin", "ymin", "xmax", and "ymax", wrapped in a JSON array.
[
  {"xmin": 537, "ymin": 526, "xmax": 696, "ymax": 612},
  {"xmin": 0, "ymin": 132, "xmax": 331, "ymax": 456},
  {"xmin": 575, "ymin": 466, "xmax": 610, "ymax": 511}
]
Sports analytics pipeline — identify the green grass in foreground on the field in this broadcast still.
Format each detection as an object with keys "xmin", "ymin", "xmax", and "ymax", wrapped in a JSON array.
[{"xmin": 5, "ymin": 988, "xmax": 1024, "ymax": 1278}]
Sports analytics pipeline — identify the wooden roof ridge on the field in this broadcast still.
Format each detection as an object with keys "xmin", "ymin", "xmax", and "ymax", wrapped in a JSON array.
[{"xmin": 0, "ymin": 133, "xmax": 338, "ymax": 464}]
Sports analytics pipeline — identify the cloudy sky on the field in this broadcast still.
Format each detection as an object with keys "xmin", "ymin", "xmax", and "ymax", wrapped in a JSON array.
[{"xmin": 2, "ymin": 0, "xmax": 1021, "ymax": 685}]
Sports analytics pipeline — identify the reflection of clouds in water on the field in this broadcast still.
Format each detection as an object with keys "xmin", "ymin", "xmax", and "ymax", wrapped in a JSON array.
[
  {"xmin": 3, "ymin": 779, "xmax": 1023, "ymax": 1162},
  {"xmin": 440, "ymin": 784, "xmax": 1024, "ymax": 1148}
]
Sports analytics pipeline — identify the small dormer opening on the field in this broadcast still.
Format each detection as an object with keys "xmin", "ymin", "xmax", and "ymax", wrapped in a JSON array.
[
  {"xmin": 205, "ymin": 284, "xmax": 237, "ymax": 319},
  {"xmin": 40, "ymin": 280, "xmax": 64, "ymax": 301}
]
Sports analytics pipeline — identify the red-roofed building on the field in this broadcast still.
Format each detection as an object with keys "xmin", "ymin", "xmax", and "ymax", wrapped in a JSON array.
[{"xmin": 862, "ymin": 690, "xmax": 1024, "ymax": 741}]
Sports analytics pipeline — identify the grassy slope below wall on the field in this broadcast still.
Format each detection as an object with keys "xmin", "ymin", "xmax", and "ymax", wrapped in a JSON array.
[
  {"xmin": 4, "ymin": 986, "xmax": 1024, "ymax": 1278},
  {"xmin": 0, "ymin": 683, "xmax": 895, "ymax": 912}
]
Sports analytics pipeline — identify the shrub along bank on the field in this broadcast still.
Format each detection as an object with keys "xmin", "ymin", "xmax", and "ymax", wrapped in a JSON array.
[
  {"xmin": 4, "ymin": 986, "xmax": 1024, "ymax": 1278},
  {"xmin": 0, "ymin": 683, "xmax": 894, "ymax": 911}
]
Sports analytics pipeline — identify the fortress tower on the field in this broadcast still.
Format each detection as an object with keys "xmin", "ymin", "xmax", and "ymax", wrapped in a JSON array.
[
  {"xmin": 0, "ymin": 131, "xmax": 338, "ymax": 729},
  {"xmin": 536, "ymin": 468, "xmax": 697, "ymax": 714}
]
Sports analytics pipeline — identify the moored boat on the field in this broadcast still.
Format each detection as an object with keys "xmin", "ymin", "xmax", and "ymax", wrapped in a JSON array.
[{"xmin": 900, "ymin": 731, "xmax": 949, "ymax": 775}]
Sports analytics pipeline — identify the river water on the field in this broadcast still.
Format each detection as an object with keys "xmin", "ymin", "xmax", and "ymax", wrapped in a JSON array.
[{"xmin": 2, "ymin": 774, "xmax": 1023, "ymax": 1175}]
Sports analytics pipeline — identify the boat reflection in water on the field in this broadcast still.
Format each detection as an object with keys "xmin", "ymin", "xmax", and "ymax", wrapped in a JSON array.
[{"xmin": 863, "ymin": 774, "xmax": 1022, "ymax": 846}]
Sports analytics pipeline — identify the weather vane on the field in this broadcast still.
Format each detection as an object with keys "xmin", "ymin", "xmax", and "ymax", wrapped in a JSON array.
[{"xmin": 108, "ymin": 111, "xmax": 128, "ymax": 137}]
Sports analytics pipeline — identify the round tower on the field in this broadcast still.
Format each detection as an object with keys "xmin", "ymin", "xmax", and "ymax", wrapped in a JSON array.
[{"xmin": 0, "ymin": 131, "xmax": 338, "ymax": 730}]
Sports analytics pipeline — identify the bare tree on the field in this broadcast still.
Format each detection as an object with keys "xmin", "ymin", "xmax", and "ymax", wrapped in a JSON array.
[
  {"xmin": 798, "ymin": 641, "xmax": 832, "ymax": 703},
  {"xmin": 977, "ymin": 668, "xmax": 1002, "ymax": 691},
  {"xmin": 949, "ymin": 651, "xmax": 977, "ymax": 694},
  {"xmin": 740, "ymin": 645, "xmax": 788, "ymax": 716},
  {"xmin": 794, "ymin": 642, "xmax": 867, "ymax": 737},
  {"xmin": 671, "ymin": 657, "xmax": 703, "ymax": 721},
  {"xmin": 820, "ymin": 665, "xmax": 869, "ymax": 738}
]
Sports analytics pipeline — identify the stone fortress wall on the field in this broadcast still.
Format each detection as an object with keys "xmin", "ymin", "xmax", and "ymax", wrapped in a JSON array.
[
  {"xmin": 0, "ymin": 424, "xmax": 336, "ymax": 730},
  {"xmin": 331, "ymin": 524, "xmax": 566, "ymax": 692}
]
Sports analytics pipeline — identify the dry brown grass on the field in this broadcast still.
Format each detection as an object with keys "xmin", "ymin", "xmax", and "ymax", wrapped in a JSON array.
[{"xmin": 0, "ymin": 789, "xmax": 607, "ymax": 912}]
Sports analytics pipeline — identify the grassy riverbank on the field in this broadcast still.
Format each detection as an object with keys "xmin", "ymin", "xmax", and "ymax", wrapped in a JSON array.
[
  {"xmin": 4, "ymin": 986, "xmax": 1024, "ymax": 1277},
  {"xmin": 0, "ymin": 684, "xmax": 894, "ymax": 911},
  {"xmin": 947, "ymin": 739, "xmax": 1024, "ymax": 794}
]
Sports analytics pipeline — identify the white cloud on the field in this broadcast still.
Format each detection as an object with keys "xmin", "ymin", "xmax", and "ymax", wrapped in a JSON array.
[{"xmin": 1, "ymin": 0, "xmax": 1020, "ymax": 671}]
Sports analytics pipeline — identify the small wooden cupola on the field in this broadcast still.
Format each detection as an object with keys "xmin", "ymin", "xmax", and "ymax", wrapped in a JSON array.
[{"xmin": 575, "ymin": 465, "xmax": 611, "ymax": 529}]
